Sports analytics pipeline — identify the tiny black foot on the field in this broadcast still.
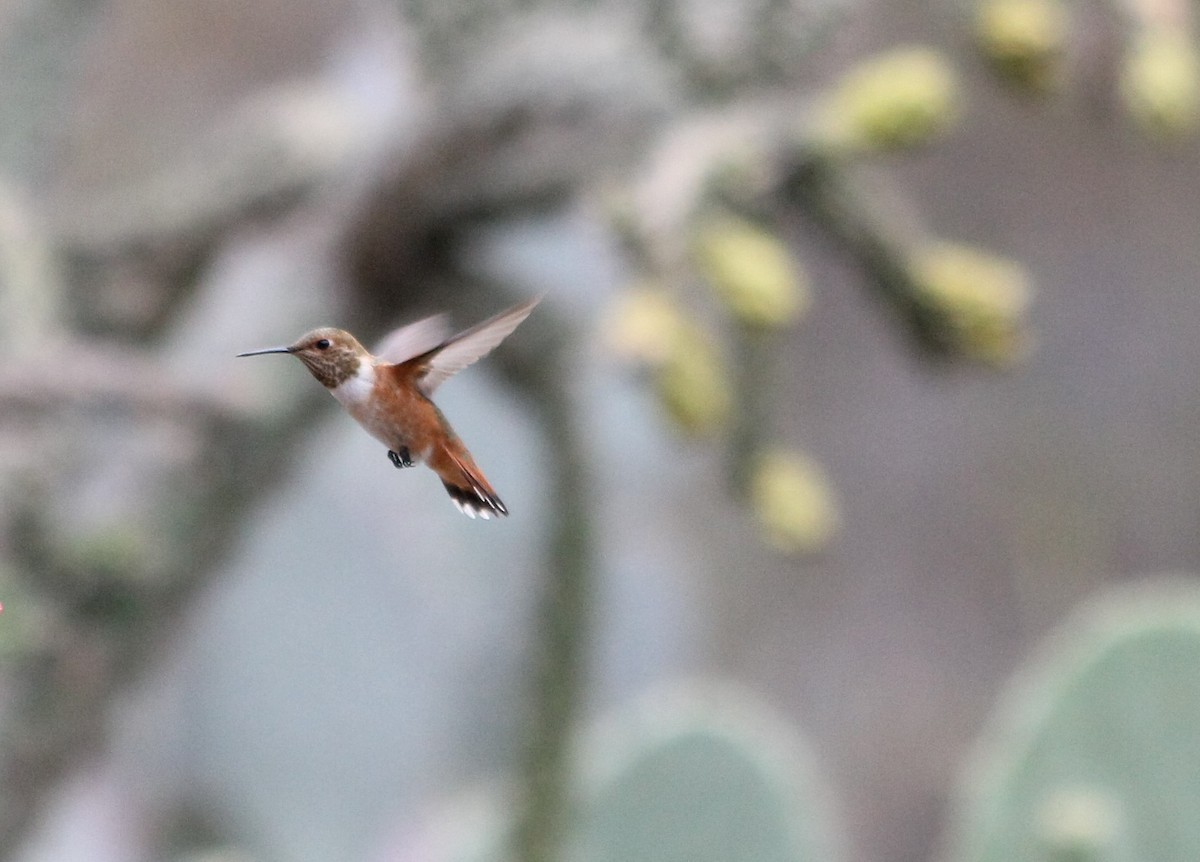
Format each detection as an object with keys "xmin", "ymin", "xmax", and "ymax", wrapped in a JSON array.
[{"xmin": 388, "ymin": 448, "xmax": 415, "ymax": 469}]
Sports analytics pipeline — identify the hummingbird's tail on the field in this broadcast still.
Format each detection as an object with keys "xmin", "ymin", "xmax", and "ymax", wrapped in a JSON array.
[{"xmin": 431, "ymin": 441, "xmax": 508, "ymax": 519}]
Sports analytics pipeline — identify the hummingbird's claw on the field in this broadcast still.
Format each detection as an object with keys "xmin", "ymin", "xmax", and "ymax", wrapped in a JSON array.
[{"xmin": 388, "ymin": 448, "xmax": 415, "ymax": 469}]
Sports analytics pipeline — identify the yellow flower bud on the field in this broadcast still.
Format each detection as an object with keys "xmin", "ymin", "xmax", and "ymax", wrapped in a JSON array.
[
  {"xmin": 909, "ymin": 243, "xmax": 1032, "ymax": 365},
  {"xmin": 604, "ymin": 285, "xmax": 686, "ymax": 365},
  {"xmin": 822, "ymin": 47, "xmax": 961, "ymax": 152},
  {"xmin": 750, "ymin": 450, "xmax": 839, "ymax": 554},
  {"xmin": 655, "ymin": 319, "xmax": 732, "ymax": 437},
  {"xmin": 1120, "ymin": 28, "xmax": 1200, "ymax": 139},
  {"xmin": 975, "ymin": 0, "xmax": 1068, "ymax": 92},
  {"xmin": 694, "ymin": 216, "xmax": 809, "ymax": 329},
  {"xmin": 605, "ymin": 289, "xmax": 731, "ymax": 436}
]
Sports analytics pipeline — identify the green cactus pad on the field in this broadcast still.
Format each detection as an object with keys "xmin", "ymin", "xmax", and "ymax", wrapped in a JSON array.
[
  {"xmin": 574, "ymin": 681, "xmax": 842, "ymax": 862},
  {"xmin": 411, "ymin": 681, "xmax": 841, "ymax": 862},
  {"xmin": 947, "ymin": 578, "xmax": 1200, "ymax": 862}
]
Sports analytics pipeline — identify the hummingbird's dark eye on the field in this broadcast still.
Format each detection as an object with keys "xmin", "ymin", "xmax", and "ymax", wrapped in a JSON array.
[{"xmin": 315, "ymin": 338, "xmax": 331, "ymax": 350}]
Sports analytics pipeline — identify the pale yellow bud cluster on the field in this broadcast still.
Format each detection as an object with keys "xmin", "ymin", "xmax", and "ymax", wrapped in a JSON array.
[
  {"xmin": 604, "ymin": 287, "xmax": 732, "ymax": 437},
  {"xmin": 604, "ymin": 285, "xmax": 685, "ymax": 366},
  {"xmin": 1120, "ymin": 28, "xmax": 1200, "ymax": 139},
  {"xmin": 909, "ymin": 243, "xmax": 1032, "ymax": 365},
  {"xmin": 655, "ymin": 319, "xmax": 733, "ymax": 437},
  {"xmin": 821, "ymin": 47, "xmax": 961, "ymax": 152},
  {"xmin": 749, "ymin": 450, "xmax": 840, "ymax": 554},
  {"xmin": 692, "ymin": 215, "xmax": 809, "ymax": 330},
  {"xmin": 975, "ymin": 0, "xmax": 1068, "ymax": 92}
]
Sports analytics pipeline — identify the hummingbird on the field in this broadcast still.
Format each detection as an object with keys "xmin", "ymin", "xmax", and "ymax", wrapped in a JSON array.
[{"xmin": 237, "ymin": 297, "xmax": 540, "ymax": 519}]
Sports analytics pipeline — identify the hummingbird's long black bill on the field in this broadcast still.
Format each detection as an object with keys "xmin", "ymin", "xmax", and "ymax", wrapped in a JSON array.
[{"xmin": 236, "ymin": 346, "xmax": 294, "ymax": 357}]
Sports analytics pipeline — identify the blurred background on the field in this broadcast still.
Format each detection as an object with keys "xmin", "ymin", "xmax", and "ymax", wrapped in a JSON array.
[{"xmin": 4, "ymin": 0, "xmax": 1200, "ymax": 861}]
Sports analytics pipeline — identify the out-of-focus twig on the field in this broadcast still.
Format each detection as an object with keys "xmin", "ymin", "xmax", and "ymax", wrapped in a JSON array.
[
  {"xmin": 0, "ymin": 344, "xmax": 249, "ymax": 419},
  {"xmin": 781, "ymin": 146, "xmax": 960, "ymax": 360}
]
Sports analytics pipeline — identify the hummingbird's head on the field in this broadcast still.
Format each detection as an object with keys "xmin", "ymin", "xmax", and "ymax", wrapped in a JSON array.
[{"xmin": 238, "ymin": 328, "xmax": 370, "ymax": 388}]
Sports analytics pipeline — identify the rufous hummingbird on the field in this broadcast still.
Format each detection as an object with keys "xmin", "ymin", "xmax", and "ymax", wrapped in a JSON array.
[{"xmin": 237, "ymin": 297, "xmax": 540, "ymax": 519}]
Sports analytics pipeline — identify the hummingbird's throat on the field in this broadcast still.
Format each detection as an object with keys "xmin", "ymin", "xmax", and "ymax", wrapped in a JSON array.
[{"xmin": 301, "ymin": 350, "xmax": 361, "ymax": 389}]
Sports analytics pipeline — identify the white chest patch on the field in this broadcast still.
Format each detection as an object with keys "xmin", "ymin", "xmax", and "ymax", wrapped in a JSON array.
[{"xmin": 331, "ymin": 362, "xmax": 376, "ymax": 409}]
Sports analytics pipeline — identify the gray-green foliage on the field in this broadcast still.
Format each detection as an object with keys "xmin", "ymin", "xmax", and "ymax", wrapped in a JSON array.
[
  {"xmin": 946, "ymin": 577, "xmax": 1200, "ymax": 862},
  {"xmin": 0, "ymin": 181, "xmax": 62, "ymax": 350},
  {"xmin": 0, "ymin": 0, "xmax": 104, "ymax": 187}
]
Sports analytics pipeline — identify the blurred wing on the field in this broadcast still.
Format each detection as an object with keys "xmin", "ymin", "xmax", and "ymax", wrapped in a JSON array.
[
  {"xmin": 412, "ymin": 297, "xmax": 541, "ymax": 394},
  {"xmin": 374, "ymin": 313, "xmax": 451, "ymax": 364}
]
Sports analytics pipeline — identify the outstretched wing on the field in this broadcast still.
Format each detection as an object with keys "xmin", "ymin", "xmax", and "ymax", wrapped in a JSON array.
[
  {"xmin": 374, "ymin": 313, "xmax": 451, "ymax": 365},
  {"xmin": 406, "ymin": 297, "xmax": 541, "ymax": 395}
]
